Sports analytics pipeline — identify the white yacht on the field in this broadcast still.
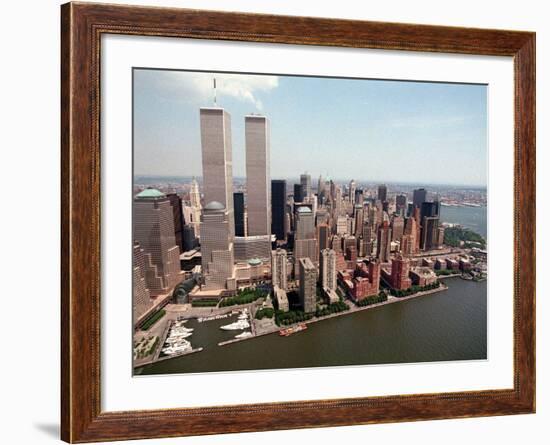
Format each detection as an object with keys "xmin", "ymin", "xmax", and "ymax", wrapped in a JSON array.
[
  {"xmin": 220, "ymin": 319, "xmax": 250, "ymax": 331},
  {"xmin": 235, "ymin": 331, "xmax": 252, "ymax": 339}
]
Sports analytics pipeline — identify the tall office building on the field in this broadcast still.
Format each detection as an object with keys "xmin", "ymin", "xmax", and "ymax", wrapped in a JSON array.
[
  {"xmin": 133, "ymin": 242, "xmax": 154, "ymax": 322},
  {"xmin": 421, "ymin": 216, "xmax": 440, "ymax": 251},
  {"xmin": 349, "ymin": 179, "xmax": 356, "ymax": 203},
  {"xmin": 299, "ymin": 257, "xmax": 317, "ymax": 313},
  {"xmin": 318, "ymin": 175, "xmax": 326, "ymax": 203},
  {"xmin": 395, "ymin": 194, "xmax": 407, "ymax": 215},
  {"xmin": 166, "ymin": 193, "xmax": 184, "ymax": 253},
  {"xmin": 133, "ymin": 189, "xmax": 182, "ymax": 295},
  {"xmin": 271, "ymin": 248, "xmax": 288, "ymax": 291},
  {"xmin": 293, "ymin": 183, "xmax": 303, "ymax": 203},
  {"xmin": 300, "ymin": 173, "xmax": 311, "ymax": 199},
  {"xmin": 391, "ymin": 215, "xmax": 405, "ymax": 242},
  {"xmin": 316, "ymin": 223, "xmax": 330, "ymax": 257},
  {"xmin": 200, "ymin": 201, "xmax": 235, "ymax": 290},
  {"xmin": 354, "ymin": 205, "xmax": 364, "ymax": 238},
  {"xmin": 355, "ymin": 188, "xmax": 364, "ymax": 205},
  {"xmin": 271, "ymin": 180, "xmax": 287, "ymax": 241},
  {"xmin": 378, "ymin": 184, "xmax": 388, "ymax": 203},
  {"xmin": 294, "ymin": 206, "xmax": 317, "ymax": 275},
  {"xmin": 413, "ymin": 188, "xmax": 427, "ymax": 209},
  {"xmin": 233, "ymin": 192, "xmax": 245, "ymax": 237},
  {"xmin": 245, "ymin": 115, "xmax": 271, "ymax": 237},
  {"xmin": 376, "ymin": 220, "xmax": 392, "ymax": 262},
  {"xmin": 320, "ymin": 248, "xmax": 337, "ymax": 291},
  {"xmin": 200, "ymin": 108, "xmax": 234, "ymax": 238}
]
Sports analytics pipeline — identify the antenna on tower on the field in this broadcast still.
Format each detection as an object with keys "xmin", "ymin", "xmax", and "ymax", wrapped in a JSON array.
[{"xmin": 213, "ymin": 78, "xmax": 217, "ymax": 106}]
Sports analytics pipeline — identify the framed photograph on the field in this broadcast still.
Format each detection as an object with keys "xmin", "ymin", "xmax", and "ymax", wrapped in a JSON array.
[{"xmin": 61, "ymin": 2, "xmax": 535, "ymax": 442}]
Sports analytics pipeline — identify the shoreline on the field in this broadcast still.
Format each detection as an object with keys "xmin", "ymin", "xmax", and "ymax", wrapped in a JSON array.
[{"xmin": 136, "ymin": 282, "xmax": 450, "ymax": 368}]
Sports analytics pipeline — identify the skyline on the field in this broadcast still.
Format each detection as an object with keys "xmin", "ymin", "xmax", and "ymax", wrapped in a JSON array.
[{"xmin": 134, "ymin": 69, "xmax": 488, "ymax": 187}]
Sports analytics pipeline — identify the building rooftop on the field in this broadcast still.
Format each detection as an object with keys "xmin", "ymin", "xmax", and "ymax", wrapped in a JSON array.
[
  {"xmin": 296, "ymin": 206, "xmax": 312, "ymax": 214},
  {"xmin": 135, "ymin": 188, "xmax": 166, "ymax": 199},
  {"xmin": 248, "ymin": 258, "xmax": 262, "ymax": 266},
  {"xmin": 204, "ymin": 201, "xmax": 225, "ymax": 211}
]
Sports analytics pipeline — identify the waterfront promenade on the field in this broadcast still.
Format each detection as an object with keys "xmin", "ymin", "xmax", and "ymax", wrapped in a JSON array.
[{"xmin": 136, "ymin": 282, "xmax": 449, "ymax": 368}]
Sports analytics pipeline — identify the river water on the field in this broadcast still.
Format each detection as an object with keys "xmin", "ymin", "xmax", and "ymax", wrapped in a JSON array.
[{"xmin": 138, "ymin": 278, "xmax": 486, "ymax": 375}]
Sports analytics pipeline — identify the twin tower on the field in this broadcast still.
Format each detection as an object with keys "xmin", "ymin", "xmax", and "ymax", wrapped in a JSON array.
[{"xmin": 199, "ymin": 107, "xmax": 271, "ymax": 290}]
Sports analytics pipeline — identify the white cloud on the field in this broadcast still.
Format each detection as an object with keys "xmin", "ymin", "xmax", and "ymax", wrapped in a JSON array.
[{"xmin": 134, "ymin": 70, "xmax": 278, "ymax": 110}]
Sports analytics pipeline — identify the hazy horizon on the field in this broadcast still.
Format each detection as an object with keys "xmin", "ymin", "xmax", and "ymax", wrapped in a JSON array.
[{"xmin": 134, "ymin": 69, "xmax": 488, "ymax": 187}]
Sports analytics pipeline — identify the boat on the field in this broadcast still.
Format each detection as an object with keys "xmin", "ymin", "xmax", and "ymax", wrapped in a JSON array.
[
  {"xmin": 238, "ymin": 311, "xmax": 249, "ymax": 320},
  {"xmin": 220, "ymin": 319, "xmax": 250, "ymax": 331},
  {"xmin": 235, "ymin": 331, "xmax": 253, "ymax": 339},
  {"xmin": 161, "ymin": 339, "xmax": 192, "ymax": 355},
  {"xmin": 279, "ymin": 323, "xmax": 308, "ymax": 337}
]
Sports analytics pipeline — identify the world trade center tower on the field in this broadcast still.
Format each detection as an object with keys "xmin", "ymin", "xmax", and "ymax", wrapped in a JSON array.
[
  {"xmin": 199, "ymin": 108, "xmax": 235, "ymax": 239},
  {"xmin": 245, "ymin": 115, "xmax": 271, "ymax": 237}
]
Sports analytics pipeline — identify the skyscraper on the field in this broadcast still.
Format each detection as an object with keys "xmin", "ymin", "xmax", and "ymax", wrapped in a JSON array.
[
  {"xmin": 378, "ymin": 184, "xmax": 388, "ymax": 203},
  {"xmin": 316, "ymin": 223, "xmax": 330, "ymax": 257},
  {"xmin": 271, "ymin": 248, "xmax": 288, "ymax": 291},
  {"xmin": 395, "ymin": 194, "xmax": 407, "ymax": 215},
  {"xmin": 294, "ymin": 206, "xmax": 318, "ymax": 275},
  {"xmin": 133, "ymin": 189, "xmax": 182, "ymax": 295},
  {"xmin": 200, "ymin": 201, "xmax": 235, "ymax": 290},
  {"xmin": 271, "ymin": 180, "xmax": 287, "ymax": 241},
  {"xmin": 166, "ymin": 193, "xmax": 184, "ymax": 253},
  {"xmin": 349, "ymin": 179, "xmax": 356, "ymax": 203},
  {"xmin": 391, "ymin": 215, "xmax": 405, "ymax": 242},
  {"xmin": 293, "ymin": 183, "xmax": 303, "ymax": 203},
  {"xmin": 413, "ymin": 188, "xmax": 427, "ymax": 209},
  {"xmin": 320, "ymin": 249, "xmax": 337, "ymax": 291},
  {"xmin": 376, "ymin": 220, "xmax": 392, "ymax": 262},
  {"xmin": 233, "ymin": 192, "xmax": 245, "ymax": 237},
  {"xmin": 245, "ymin": 115, "xmax": 270, "ymax": 237},
  {"xmin": 300, "ymin": 173, "xmax": 311, "ymax": 198},
  {"xmin": 200, "ymin": 107, "xmax": 234, "ymax": 238},
  {"xmin": 299, "ymin": 257, "xmax": 317, "ymax": 313}
]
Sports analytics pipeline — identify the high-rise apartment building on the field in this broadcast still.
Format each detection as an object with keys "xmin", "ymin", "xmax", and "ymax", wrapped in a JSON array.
[
  {"xmin": 245, "ymin": 115, "xmax": 271, "ymax": 237},
  {"xmin": 271, "ymin": 248, "xmax": 288, "ymax": 291},
  {"xmin": 271, "ymin": 179, "xmax": 287, "ymax": 241},
  {"xmin": 320, "ymin": 249, "xmax": 337, "ymax": 292},
  {"xmin": 299, "ymin": 257, "xmax": 317, "ymax": 313},
  {"xmin": 390, "ymin": 255, "xmax": 412, "ymax": 290},
  {"xmin": 376, "ymin": 220, "xmax": 392, "ymax": 262}
]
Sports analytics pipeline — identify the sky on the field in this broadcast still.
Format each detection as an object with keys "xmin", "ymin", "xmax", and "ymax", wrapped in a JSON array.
[{"xmin": 133, "ymin": 69, "xmax": 487, "ymax": 187}]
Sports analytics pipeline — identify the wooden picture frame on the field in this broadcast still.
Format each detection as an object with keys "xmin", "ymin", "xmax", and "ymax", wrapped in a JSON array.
[{"xmin": 61, "ymin": 2, "xmax": 536, "ymax": 442}]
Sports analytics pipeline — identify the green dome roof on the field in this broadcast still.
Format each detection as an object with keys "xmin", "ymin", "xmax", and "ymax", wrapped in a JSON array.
[
  {"xmin": 248, "ymin": 258, "xmax": 262, "ymax": 266},
  {"xmin": 135, "ymin": 188, "xmax": 166, "ymax": 199}
]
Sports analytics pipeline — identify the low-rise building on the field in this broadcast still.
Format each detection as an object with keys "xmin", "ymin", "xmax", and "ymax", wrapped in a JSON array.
[{"xmin": 410, "ymin": 267, "xmax": 438, "ymax": 286}]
